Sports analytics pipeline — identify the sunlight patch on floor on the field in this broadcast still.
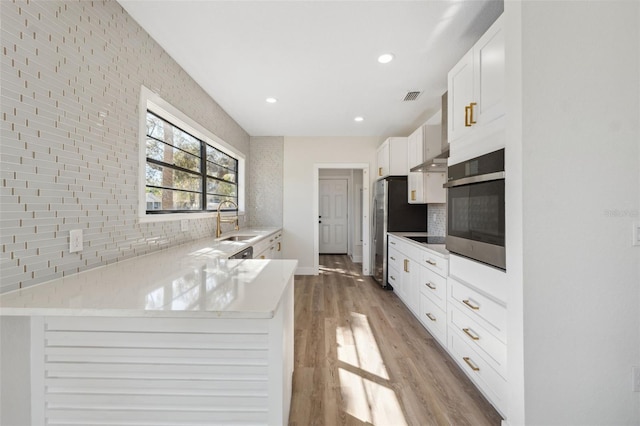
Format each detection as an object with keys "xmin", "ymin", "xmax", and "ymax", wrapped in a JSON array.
[
  {"xmin": 338, "ymin": 367, "xmax": 408, "ymax": 426},
  {"xmin": 336, "ymin": 312, "xmax": 389, "ymax": 380},
  {"xmin": 335, "ymin": 312, "xmax": 407, "ymax": 425}
]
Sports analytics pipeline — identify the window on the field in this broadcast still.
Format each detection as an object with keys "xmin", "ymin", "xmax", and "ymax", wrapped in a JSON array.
[{"xmin": 139, "ymin": 86, "xmax": 244, "ymax": 220}]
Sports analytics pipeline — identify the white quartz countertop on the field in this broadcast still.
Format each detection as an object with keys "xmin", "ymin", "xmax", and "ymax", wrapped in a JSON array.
[
  {"xmin": 388, "ymin": 232, "xmax": 449, "ymax": 257},
  {"xmin": 0, "ymin": 228, "xmax": 297, "ymax": 319}
]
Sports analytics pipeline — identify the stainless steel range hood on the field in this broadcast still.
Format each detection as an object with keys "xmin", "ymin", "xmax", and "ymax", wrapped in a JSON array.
[{"xmin": 409, "ymin": 91, "xmax": 449, "ymax": 173}]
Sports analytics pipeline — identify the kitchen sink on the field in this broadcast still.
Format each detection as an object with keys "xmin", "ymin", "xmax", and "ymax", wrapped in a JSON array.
[{"xmin": 219, "ymin": 235, "xmax": 256, "ymax": 242}]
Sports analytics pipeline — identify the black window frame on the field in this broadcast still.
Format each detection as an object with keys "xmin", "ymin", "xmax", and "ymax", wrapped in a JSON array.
[{"xmin": 145, "ymin": 110, "xmax": 239, "ymax": 214}]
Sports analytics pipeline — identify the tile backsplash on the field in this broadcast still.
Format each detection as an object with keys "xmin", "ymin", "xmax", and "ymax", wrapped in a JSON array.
[
  {"xmin": 248, "ymin": 137, "xmax": 283, "ymax": 228},
  {"xmin": 428, "ymin": 204, "xmax": 447, "ymax": 237},
  {"xmin": 0, "ymin": 0, "xmax": 250, "ymax": 293}
]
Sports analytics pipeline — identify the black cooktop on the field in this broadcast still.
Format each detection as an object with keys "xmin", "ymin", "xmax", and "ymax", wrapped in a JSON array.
[{"xmin": 406, "ymin": 236, "xmax": 446, "ymax": 245}]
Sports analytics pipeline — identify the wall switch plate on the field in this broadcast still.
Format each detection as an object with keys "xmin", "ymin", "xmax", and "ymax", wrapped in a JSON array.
[
  {"xmin": 633, "ymin": 222, "xmax": 640, "ymax": 247},
  {"xmin": 69, "ymin": 229, "xmax": 83, "ymax": 253},
  {"xmin": 633, "ymin": 366, "xmax": 640, "ymax": 392},
  {"xmin": 181, "ymin": 219, "xmax": 189, "ymax": 232}
]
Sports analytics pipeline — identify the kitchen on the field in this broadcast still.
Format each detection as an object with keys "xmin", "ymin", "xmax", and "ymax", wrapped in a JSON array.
[{"xmin": 1, "ymin": 1, "xmax": 639, "ymax": 425}]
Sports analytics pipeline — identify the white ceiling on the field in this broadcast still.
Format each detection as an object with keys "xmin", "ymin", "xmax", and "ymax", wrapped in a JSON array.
[{"xmin": 118, "ymin": 0, "xmax": 503, "ymax": 138}]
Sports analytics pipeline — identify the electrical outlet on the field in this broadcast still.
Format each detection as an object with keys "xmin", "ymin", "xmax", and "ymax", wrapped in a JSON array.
[
  {"xmin": 181, "ymin": 219, "xmax": 189, "ymax": 232},
  {"xmin": 632, "ymin": 366, "xmax": 640, "ymax": 392},
  {"xmin": 633, "ymin": 222, "xmax": 640, "ymax": 247},
  {"xmin": 69, "ymin": 229, "xmax": 83, "ymax": 253}
]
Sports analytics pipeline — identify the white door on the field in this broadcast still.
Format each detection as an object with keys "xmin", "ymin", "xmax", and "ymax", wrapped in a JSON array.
[{"xmin": 319, "ymin": 179, "xmax": 348, "ymax": 254}]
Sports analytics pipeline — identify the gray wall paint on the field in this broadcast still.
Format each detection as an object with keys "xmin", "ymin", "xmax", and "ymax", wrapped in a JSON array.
[
  {"xmin": 248, "ymin": 137, "xmax": 283, "ymax": 227},
  {"xmin": 0, "ymin": 0, "xmax": 250, "ymax": 293}
]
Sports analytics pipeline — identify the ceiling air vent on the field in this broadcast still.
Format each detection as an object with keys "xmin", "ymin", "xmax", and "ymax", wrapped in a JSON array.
[{"xmin": 403, "ymin": 91, "xmax": 421, "ymax": 101}]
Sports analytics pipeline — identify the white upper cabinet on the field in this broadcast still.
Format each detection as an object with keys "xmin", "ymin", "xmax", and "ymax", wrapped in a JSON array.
[
  {"xmin": 376, "ymin": 137, "xmax": 408, "ymax": 178},
  {"xmin": 408, "ymin": 172, "xmax": 446, "ymax": 204},
  {"xmin": 407, "ymin": 123, "xmax": 442, "ymax": 170},
  {"xmin": 448, "ymin": 15, "xmax": 504, "ymax": 146}
]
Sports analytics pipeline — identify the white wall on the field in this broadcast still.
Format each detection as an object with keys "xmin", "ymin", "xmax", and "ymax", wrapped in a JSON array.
[
  {"xmin": 506, "ymin": 1, "xmax": 640, "ymax": 424},
  {"xmin": 283, "ymin": 137, "xmax": 379, "ymax": 274}
]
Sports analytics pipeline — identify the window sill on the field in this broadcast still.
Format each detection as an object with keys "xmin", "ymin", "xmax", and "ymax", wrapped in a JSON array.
[{"xmin": 139, "ymin": 212, "xmax": 245, "ymax": 224}]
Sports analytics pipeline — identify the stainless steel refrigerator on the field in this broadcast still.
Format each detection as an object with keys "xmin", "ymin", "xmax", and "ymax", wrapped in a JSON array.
[{"xmin": 372, "ymin": 176, "xmax": 427, "ymax": 287}]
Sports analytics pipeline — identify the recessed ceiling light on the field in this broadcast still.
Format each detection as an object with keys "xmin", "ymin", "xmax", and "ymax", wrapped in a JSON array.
[
  {"xmin": 377, "ymin": 53, "xmax": 394, "ymax": 64},
  {"xmin": 265, "ymin": 97, "xmax": 277, "ymax": 104},
  {"xmin": 354, "ymin": 116, "xmax": 364, "ymax": 122}
]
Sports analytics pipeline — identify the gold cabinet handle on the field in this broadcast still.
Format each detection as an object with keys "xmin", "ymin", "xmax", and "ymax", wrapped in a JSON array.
[
  {"xmin": 462, "ymin": 299, "xmax": 480, "ymax": 310},
  {"xmin": 464, "ymin": 105, "xmax": 471, "ymax": 127},
  {"xmin": 390, "ymin": 241, "xmax": 396, "ymax": 245},
  {"xmin": 410, "ymin": 190, "xmax": 416, "ymax": 201},
  {"xmin": 389, "ymin": 275, "xmax": 396, "ymax": 281},
  {"xmin": 463, "ymin": 357, "xmax": 480, "ymax": 372},
  {"xmin": 260, "ymin": 255, "xmax": 265, "ymax": 259},
  {"xmin": 463, "ymin": 328, "xmax": 480, "ymax": 341},
  {"xmin": 403, "ymin": 259, "xmax": 409, "ymax": 273},
  {"xmin": 378, "ymin": 167, "xmax": 383, "ymax": 176},
  {"xmin": 390, "ymin": 256, "xmax": 396, "ymax": 261},
  {"xmin": 277, "ymin": 242, "xmax": 281, "ymax": 251},
  {"xmin": 425, "ymin": 313, "xmax": 436, "ymax": 322},
  {"xmin": 469, "ymin": 102, "xmax": 477, "ymax": 124},
  {"xmin": 425, "ymin": 282, "xmax": 436, "ymax": 290},
  {"xmin": 426, "ymin": 259, "xmax": 437, "ymax": 266}
]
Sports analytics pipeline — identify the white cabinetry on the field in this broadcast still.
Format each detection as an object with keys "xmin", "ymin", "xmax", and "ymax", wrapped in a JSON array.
[
  {"xmin": 376, "ymin": 137, "xmax": 408, "ymax": 178},
  {"xmin": 387, "ymin": 235, "xmax": 448, "ymax": 343},
  {"xmin": 408, "ymin": 172, "xmax": 447, "ymax": 204},
  {"xmin": 407, "ymin": 123, "xmax": 447, "ymax": 204},
  {"xmin": 448, "ymin": 14, "xmax": 505, "ymax": 161},
  {"xmin": 447, "ymin": 253, "xmax": 507, "ymax": 415},
  {"xmin": 254, "ymin": 230, "xmax": 283, "ymax": 259}
]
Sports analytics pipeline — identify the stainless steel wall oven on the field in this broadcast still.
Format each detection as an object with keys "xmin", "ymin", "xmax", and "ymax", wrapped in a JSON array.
[{"xmin": 444, "ymin": 149, "xmax": 505, "ymax": 270}]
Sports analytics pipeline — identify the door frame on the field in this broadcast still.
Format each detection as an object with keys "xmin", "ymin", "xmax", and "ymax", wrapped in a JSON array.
[{"xmin": 313, "ymin": 163, "xmax": 370, "ymax": 275}]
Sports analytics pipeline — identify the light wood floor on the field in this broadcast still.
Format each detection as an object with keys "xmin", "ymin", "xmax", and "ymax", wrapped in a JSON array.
[{"xmin": 288, "ymin": 255, "xmax": 502, "ymax": 426}]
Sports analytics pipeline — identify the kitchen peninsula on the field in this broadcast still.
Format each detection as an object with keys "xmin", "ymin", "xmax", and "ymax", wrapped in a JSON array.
[{"xmin": 0, "ymin": 230, "xmax": 296, "ymax": 426}]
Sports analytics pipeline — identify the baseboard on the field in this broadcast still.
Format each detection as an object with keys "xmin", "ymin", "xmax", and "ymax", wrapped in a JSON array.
[{"xmin": 295, "ymin": 266, "xmax": 318, "ymax": 276}]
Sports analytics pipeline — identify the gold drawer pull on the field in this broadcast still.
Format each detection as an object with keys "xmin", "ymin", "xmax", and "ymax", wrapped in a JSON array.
[
  {"xmin": 403, "ymin": 259, "xmax": 409, "ymax": 272},
  {"xmin": 462, "ymin": 299, "xmax": 480, "ymax": 310},
  {"xmin": 425, "ymin": 282, "xmax": 436, "ymax": 290},
  {"xmin": 277, "ymin": 242, "xmax": 281, "ymax": 251},
  {"xmin": 463, "ymin": 328, "xmax": 480, "ymax": 341},
  {"xmin": 390, "ymin": 241, "xmax": 396, "ymax": 245},
  {"xmin": 410, "ymin": 190, "xmax": 416, "ymax": 201},
  {"xmin": 426, "ymin": 259, "xmax": 437, "ymax": 266},
  {"xmin": 425, "ymin": 313, "xmax": 436, "ymax": 322},
  {"xmin": 389, "ymin": 275, "xmax": 396, "ymax": 281},
  {"xmin": 469, "ymin": 102, "xmax": 477, "ymax": 124},
  {"xmin": 464, "ymin": 105, "xmax": 471, "ymax": 127},
  {"xmin": 463, "ymin": 357, "xmax": 480, "ymax": 372},
  {"xmin": 378, "ymin": 167, "xmax": 383, "ymax": 176},
  {"xmin": 390, "ymin": 256, "xmax": 396, "ymax": 261}
]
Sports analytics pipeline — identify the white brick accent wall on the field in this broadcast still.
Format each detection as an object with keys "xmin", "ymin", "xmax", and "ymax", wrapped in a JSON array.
[{"xmin": 1, "ymin": 0, "xmax": 250, "ymax": 293}]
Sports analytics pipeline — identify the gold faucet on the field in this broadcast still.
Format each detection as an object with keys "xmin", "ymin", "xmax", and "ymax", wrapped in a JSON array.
[{"xmin": 216, "ymin": 200, "xmax": 239, "ymax": 238}]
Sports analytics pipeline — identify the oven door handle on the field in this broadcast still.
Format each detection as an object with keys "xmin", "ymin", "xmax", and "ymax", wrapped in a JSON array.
[{"xmin": 443, "ymin": 171, "xmax": 505, "ymax": 188}]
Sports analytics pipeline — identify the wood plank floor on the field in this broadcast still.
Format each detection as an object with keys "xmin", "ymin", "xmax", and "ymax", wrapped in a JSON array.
[{"xmin": 288, "ymin": 255, "xmax": 502, "ymax": 426}]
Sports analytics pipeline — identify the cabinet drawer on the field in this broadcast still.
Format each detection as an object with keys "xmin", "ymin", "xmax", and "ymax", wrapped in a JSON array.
[
  {"xmin": 449, "ymin": 277, "xmax": 506, "ymax": 342},
  {"xmin": 387, "ymin": 264, "xmax": 401, "ymax": 291},
  {"xmin": 419, "ymin": 267, "xmax": 446, "ymax": 309},
  {"xmin": 448, "ymin": 331, "xmax": 507, "ymax": 416},
  {"xmin": 422, "ymin": 251, "xmax": 448, "ymax": 277},
  {"xmin": 449, "ymin": 305, "xmax": 506, "ymax": 377},
  {"xmin": 419, "ymin": 293, "xmax": 447, "ymax": 346},
  {"xmin": 387, "ymin": 247, "xmax": 403, "ymax": 272}
]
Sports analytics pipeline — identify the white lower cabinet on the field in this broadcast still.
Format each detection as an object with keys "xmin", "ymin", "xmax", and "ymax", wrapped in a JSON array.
[
  {"xmin": 447, "ymin": 253, "xmax": 508, "ymax": 416},
  {"xmin": 254, "ymin": 231, "xmax": 283, "ymax": 260},
  {"xmin": 387, "ymin": 236, "xmax": 508, "ymax": 417},
  {"xmin": 387, "ymin": 234, "xmax": 449, "ymax": 344}
]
